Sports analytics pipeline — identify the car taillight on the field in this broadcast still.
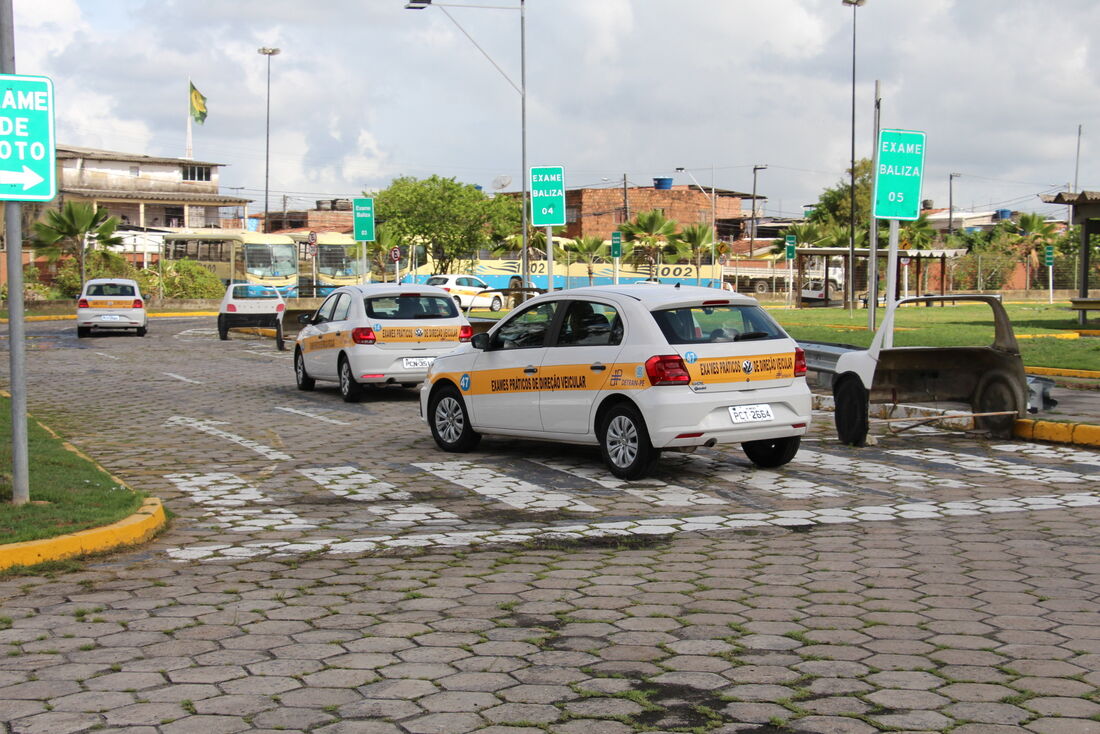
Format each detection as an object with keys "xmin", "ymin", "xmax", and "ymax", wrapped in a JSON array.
[
  {"xmin": 459, "ymin": 325, "xmax": 473, "ymax": 343},
  {"xmin": 440, "ymin": 286, "xmax": 451, "ymax": 292},
  {"xmin": 226, "ymin": 304, "xmax": 237, "ymax": 312},
  {"xmin": 794, "ymin": 347, "xmax": 807, "ymax": 377},
  {"xmin": 276, "ymin": 303, "xmax": 285, "ymax": 312},
  {"xmin": 645, "ymin": 355, "xmax": 691, "ymax": 386},
  {"xmin": 132, "ymin": 299, "xmax": 144, "ymax": 309},
  {"xmin": 352, "ymin": 327, "xmax": 376, "ymax": 344},
  {"xmin": 77, "ymin": 298, "xmax": 89, "ymax": 308}
]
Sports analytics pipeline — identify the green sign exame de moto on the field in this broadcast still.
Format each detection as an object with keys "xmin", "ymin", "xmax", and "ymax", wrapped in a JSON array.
[
  {"xmin": 0, "ymin": 74, "xmax": 56, "ymax": 202},
  {"xmin": 873, "ymin": 128, "xmax": 926, "ymax": 221},
  {"xmin": 530, "ymin": 165, "xmax": 565, "ymax": 227}
]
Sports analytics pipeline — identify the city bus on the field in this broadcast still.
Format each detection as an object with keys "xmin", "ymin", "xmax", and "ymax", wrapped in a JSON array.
[
  {"xmin": 162, "ymin": 231, "xmax": 299, "ymax": 296},
  {"xmin": 290, "ymin": 232, "xmax": 367, "ymax": 296}
]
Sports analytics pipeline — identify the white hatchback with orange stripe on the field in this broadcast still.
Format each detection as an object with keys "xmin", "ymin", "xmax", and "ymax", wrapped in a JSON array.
[
  {"xmin": 421, "ymin": 284, "xmax": 811, "ymax": 479},
  {"xmin": 76, "ymin": 278, "xmax": 148, "ymax": 338},
  {"xmin": 294, "ymin": 284, "xmax": 472, "ymax": 402}
]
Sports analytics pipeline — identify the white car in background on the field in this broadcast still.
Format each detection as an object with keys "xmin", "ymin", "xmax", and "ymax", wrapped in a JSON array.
[
  {"xmin": 424, "ymin": 274, "xmax": 504, "ymax": 312},
  {"xmin": 421, "ymin": 283, "xmax": 812, "ymax": 479},
  {"xmin": 294, "ymin": 284, "xmax": 473, "ymax": 402},
  {"xmin": 217, "ymin": 283, "xmax": 287, "ymax": 350},
  {"xmin": 76, "ymin": 278, "xmax": 148, "ymax": 338}
]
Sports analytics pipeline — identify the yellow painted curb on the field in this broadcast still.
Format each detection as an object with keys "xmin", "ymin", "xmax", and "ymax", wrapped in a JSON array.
[
  {"xmin": 1076, "ymin": 330, "xmax": 1100, "ymax": 337},
  {"xmin": 1, "ymin": 311, "xmax": 218, "ymax": 323},
  {"xmin": 1014, "ymin": 419, "xmax": 1100, "ymax": 448},
  {"xmin": 0, "ymin": 497, "xmax": 166, "ymax": 571},
  {"xmin": 1016, "ymin": 333, "xmax": 1080, "ymax": 340},
  {"xmin": 1026, "ymin": 366, "xmax": 1100, "ymax": 379}
]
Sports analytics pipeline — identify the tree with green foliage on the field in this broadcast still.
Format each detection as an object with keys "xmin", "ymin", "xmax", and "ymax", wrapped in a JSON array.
[
  {"xmin": 1012, "ymin": 212, "xmax": 1056, "ymax": 270},
  {"xmin": 32, "ymin": 201, "xmax": 123, "ymax": 283},
  {"xmin": 674, "ymin": 223, "xmax": 714, "ymax": 285},
  {"xmin": 899, "ymin": 213, "xmax": 936, "ymax": 250},
  {"xmin": 563, "ymin": 235, "xmax": 607, "ymax": 286},
  {"xmin": 807, "ymin": 158, "xmax": 873, "ymax": 229},
  {"xmin": 620, "ymin": 210, "xmax": 681, "ymax": 278},
  {"xmin": 373, "ymin": 176, "xmax": 520, "ymax": 275}
]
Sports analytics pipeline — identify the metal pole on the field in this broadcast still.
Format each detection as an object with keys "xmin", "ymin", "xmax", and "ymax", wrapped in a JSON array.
[
  {"xmin": 868, "ymin": 79, "xmax": 881, "ymax": 330},
  {"xmin": 545, "ymin": 225, "xmax": 553, "ymax": 292},
  {"xmin": 258, "ymin": 47, "xmax": 280, "ymax": 233},
  {"xmin": 1, "ymin": 0, "xmax": 28, "ymax": 505},
  {"xmin": 883, "ymin": 219, "xmax": 899, "ymax": 349},
  {"xmin": 519, "ymin": 0, "xmax": 529, "ymax": 293},
  {"xmin": 848, "ymin": 1, "xmax": 858, "ymax": 310},
  {"xmin": 710, "ymin": 164, "xmax": 716, "ymax": 284},
  {"xmin": 749, "ymin": 167, "xmax": 761, "ymax": 256}
]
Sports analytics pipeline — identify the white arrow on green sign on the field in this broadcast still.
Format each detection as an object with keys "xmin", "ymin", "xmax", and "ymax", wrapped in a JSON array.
[
  {"xmin": 873, "ymin": 128, "xmax": 926, "ymax": 221},
  {"xmin": 530, "ymin": 165, "xmax": 565, "ymax": 227},
  {"xmin": 0, "ymin": 74, "xmax": 56, "ymax": 202}
]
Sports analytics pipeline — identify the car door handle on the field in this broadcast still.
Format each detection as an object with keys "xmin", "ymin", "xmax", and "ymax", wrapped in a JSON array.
[
  {"xmin": 524, "ymin": 366, "xmax": 538, "ymax": 374},
  {"xmin": 590, "ymin": 363, "xmax": 607, "ymax": 372}
]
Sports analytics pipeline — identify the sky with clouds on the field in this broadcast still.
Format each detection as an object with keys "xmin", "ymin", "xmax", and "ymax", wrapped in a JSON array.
[{"xmin": 14, "ymin": 0, "xmax": 1099, "ymax": 221}]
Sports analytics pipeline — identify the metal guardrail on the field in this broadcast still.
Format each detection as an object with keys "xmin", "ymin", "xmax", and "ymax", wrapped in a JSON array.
[{"xmin": 797, "ymin": 341, "xmax": 858, "ymax": 375}]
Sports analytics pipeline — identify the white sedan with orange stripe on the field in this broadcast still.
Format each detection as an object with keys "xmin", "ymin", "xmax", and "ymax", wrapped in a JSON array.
[
  {"xmin": 421, "ymin": 284, "xmax": 811, "ymax": 479},
  {"xmin": 294, "ymin": 284, "xmax": 472, "ymax": 402},
  {"xmin": 76, "ymin": 278, "xmax": 148, "ymax": 338}
]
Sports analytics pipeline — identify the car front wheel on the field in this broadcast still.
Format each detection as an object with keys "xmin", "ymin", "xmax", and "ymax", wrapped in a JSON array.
[
  {"xmin": 599, "ymin": 403, "xmax": 660, "ymax": 479},
  {"xmin": 742, "ymin": 435, "xmax": 801, "ymax": 468},
  {"xmin": 295, "ymin": 349, "xmax": 315, "ymax": 391},
  {"xmin": 429, "ymin": 385, "xmax": 481, "ymax": 452}
]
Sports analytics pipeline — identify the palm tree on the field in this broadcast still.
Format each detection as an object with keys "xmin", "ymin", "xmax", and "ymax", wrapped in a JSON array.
[
  {"xmin": 1013, "ymin": 212, "xmax": 1056, "ymax": 271},
  {"xmin": 565, "ymin": 235, "xmax": 608, "ymax": 286},
  {"xmin": 675, "ymin": 223, "xmax": 714, "ymax": 285},
  {"xmin": 899, "ymin": 213, "xmax": 935, "ymax": 250},
  {"xmin": 32, "ymin": 201, "xmax": 122, "ymax": 283},
  {"xmin": 620, "ymin": 209, "xmax": 680, "ymax": 278}
]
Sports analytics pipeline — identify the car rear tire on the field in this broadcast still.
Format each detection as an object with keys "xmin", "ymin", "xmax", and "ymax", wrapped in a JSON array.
[
  {"xmin": 490, "ymin": 296, "xmax": 503, "ymax": 312},
  {"xmin": 295, "ymin": 349, "xmax": 315, "ymax": 391},
  {"xmin": 77, "ymin": 327, "xmax": 90, "ymax": 338},
  {"xmin": 137, "ymin": 326, "xmax": 147, "ymax": 337},
  {"xmin": 974, "ymin": 373, "xmax": 1019, "ymax": 438},
  {"xmin": 338, "ymin": 356, "xmax": 365, "ymax": 403},
  {"xmin": 275, "ymin": 322, "xmax": 286, "ymax": 351},
  {"xmin": 429, "ymin": 385, "xmax": 481, "ymax": 452},
  {"xmin": 599, "ymin": 402, "xmax": 660, "ymax": 480},
  {"xmin": 742, "ymin": 435, "xmax": 801, "ymax": 468},
  {"xmin": 217, "ymin": 315, "xmax": 229, "ymax": 341},
  {"xmin": 834, "ymin": 375, "xmax": 869, "ymax": 447}
]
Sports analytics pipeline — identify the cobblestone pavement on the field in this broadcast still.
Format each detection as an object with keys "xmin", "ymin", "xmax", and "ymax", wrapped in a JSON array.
[{"xmin": 2, "ymin": 318, "xmax": 1100, "ymax": 733}]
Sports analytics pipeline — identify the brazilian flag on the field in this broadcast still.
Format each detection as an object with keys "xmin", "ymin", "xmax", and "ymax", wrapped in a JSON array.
[{"xmin": 189, "ymin": 82, "xmax": 208, "ymax": 125}]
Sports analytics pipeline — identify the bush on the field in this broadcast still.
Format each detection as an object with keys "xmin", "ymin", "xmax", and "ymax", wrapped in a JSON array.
[
  {"xmin": 143, "ymin": 258, "xmax": 224, "ymax": 299},
  {"xmin": 54, "ymin": 250, "xmax": 137, "ymax": 297}
]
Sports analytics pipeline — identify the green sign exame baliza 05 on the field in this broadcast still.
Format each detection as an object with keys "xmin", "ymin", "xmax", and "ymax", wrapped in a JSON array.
[{"xmin": 873, "ymin": 129, "xmax": 926, "ymax": 221}]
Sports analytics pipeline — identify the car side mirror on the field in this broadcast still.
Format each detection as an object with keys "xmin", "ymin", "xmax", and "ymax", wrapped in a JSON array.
[
  {"xmin": 471, "ymin": 332, "xmax": 490, "ymax": 350},
  {"xmin": 297, "ymin": 313, "xmax": 313, "ymax": 325}
]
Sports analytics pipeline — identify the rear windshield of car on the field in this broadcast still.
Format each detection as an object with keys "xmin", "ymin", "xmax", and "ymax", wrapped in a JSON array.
[
  {"xmin": 232, "ymin": 285, "xmax": 280, "ymax": 299},
  {"xmin": 425, "ymin": 277, "xmax": 449, "ymax": 286},
  {"xmin": 365, "ymin": 295, "xmax": 458, "ymax": 320},
  {"xmin": 652, "ymin": 304, "xmax": 787, "ymax": 344},
  {"xmin": 86, "ymin": 283, "xmax": 135, "ymax": 297}
]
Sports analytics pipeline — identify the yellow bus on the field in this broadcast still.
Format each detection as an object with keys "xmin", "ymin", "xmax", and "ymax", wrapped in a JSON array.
[
  {"xmin": 289, "ymin": 232, "xmax": 368, "ymax": 296},
  {"xmin": 162, "ymin": 231, "xmax": 299, "ymax": 296}
]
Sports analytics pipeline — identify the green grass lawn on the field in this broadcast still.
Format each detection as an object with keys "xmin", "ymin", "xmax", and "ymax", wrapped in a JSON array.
[
  {"xmin": 769, "ymin": 301, "xmax": 1100, "ymax": 371},
  {"xmin": 0, "ymin": 395, "xmax": 145, "ymax": 546}
]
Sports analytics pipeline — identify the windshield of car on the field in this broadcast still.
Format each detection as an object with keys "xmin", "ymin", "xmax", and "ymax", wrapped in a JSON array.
[
  {"xmin": 652, "ymin": 304, "xmax": 787, "ymax": 344},
  {"xmin": 365, "ymin": 295, "xmax": 458, "ymax": 320},
  {"xmin": 86, "ymin": 283, "xmax": 135, "ymax": 297},
  {"xmin": 232, "ymin": 285, "xmax": 280, "ymax": 299}
]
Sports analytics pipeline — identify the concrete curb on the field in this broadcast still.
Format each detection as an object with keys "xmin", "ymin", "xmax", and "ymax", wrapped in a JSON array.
[
  {"xmin": 0, "ymin": 497, "xmax": 166, "ymax": 572},
  {"xmin": 1025, "ymin": 366, "xmax": 1100, "ymax": 379},
  {"xmin": 1, "ymin": 312, "xmax": 219, "ymax": 323},
  {"xmin": 1014, "ymin": 419, "xmax": 1100, "ymax": 448}
]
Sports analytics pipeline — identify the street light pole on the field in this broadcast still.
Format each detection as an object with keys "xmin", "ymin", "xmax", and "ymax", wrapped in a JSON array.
[
  {"xmin": 948, "ymin": 172, "xmax": 960, "ymax": 235},
  {"xmin": 842, "ymin": 0, "xmax": 865, "ymax": 309},
  {"xmin": 675, "ymin": 166, "xmax": 717, "ymax": 284},
  {"xmin": 258, "ymin": 47, "xmax": 280, "ymax": 234},
  {"xmin": 750, "ymin": 165, "xmax": 767, "ymax": 257}
]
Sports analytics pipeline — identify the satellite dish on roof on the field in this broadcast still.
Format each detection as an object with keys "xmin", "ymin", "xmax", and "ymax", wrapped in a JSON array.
[{"xmin": 492, "ymin": 175, "xmax": 512, "ymax": 190}]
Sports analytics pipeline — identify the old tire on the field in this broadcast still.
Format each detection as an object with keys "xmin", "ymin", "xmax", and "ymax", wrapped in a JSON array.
[
  {"xmin": 217, "ymin": 315, "xmax": 229, "ymax": 341},
  {"xmin": 974, "ymin": 373, "xmax": 1019, "ymax": 438},
  {"xmin": 742, "ymin": 435, "xmax": 801, "ymax": 468},
  {"xmin": 834, "ymin": 375, "xmax": 869, "ymax": 447},
  {"xmin": 429, "ymin": 385, "xmax": 481, "ymax": 452},
  {"xmin": 599, "ymin": 402, "xmax": 660, "ymax": 480},
  {"xmin": 338, "ymin": 356, "xmax": 364, "ymax": 403},
  {"xmin": 295, "ymin": 349, "xmax": 315, "ymax": 391}
]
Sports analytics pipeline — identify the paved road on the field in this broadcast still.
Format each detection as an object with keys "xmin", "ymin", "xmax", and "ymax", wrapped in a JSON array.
[{"xmin": 2, "ymin": 317, "xmax": 1100, "ymax": 733}]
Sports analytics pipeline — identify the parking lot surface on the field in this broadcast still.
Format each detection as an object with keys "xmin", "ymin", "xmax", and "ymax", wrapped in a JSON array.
[{"xmin": 2, "ymin": 317, "xmax": 1100, "ymax": 733}]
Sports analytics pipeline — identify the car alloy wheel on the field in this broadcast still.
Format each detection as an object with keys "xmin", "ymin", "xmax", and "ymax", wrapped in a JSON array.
[{"xmin": 605, "ymin": 414, "xmax": 639, "ymax": 469}]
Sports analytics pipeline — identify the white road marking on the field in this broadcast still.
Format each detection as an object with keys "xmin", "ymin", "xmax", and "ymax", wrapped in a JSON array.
[
  {"xmin": 992, "ymin": 443, "xmax": 1100, "ymax": 467},
  {"xmin": 686, "ymin": 453, "xmax": 848, "ymax": 499},
  {"xmin": 275, "ymin": 406, "xmax": 350, "ymax": 426},
  {"xmin": 94, "ymin": 352, "xmax": 118, "ymax": 360},
  {"xmin": 298, "ymin": 466, "xmax": 409, "ymax": 501},
  {"xmin": 889, "ymin": 448, "xmax": 1099, "ymax": 484},
  {"xmin": 163, "ymin": 372, "xmax": 202, "ymax": 385},
  {"xmin": 165, "ymin": 490, "xmax": 1100, "ymax": 561},
  {"xmin": 529, "ymin": 457, "xmax": 726, "ymax": 506},
  {"xmin": 165, "ymin": 472, "xmax": 316, "ymax": 532},
  {"xmin": 165, "ymin": 416, "xmax": 291, "ymax": 461},
  {"xmin": 413, "ymin": 460, "xmax": 599, "ymax": 513},
  {"xmin": 794, "ymin": 448, "xmax": 970, "ymax": 492}
]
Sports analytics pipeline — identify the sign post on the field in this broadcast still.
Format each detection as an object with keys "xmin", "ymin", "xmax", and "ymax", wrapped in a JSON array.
[
  {"xmin": 530, "ymin": 166, "xmax": 565, "ymax": 292},
  {"xmin": 390, "ymin": 245, "xmax": 401, "ymax": 284},
  {"xmin": 873, "ymin": 128, "xmax": 926, "ymax": 347},
  {"xmin": 1045, "ymin": 244, "xmax": 1055, "ymax": 304},
  {"xmin": 611, "ymin": 231, "xmax": 622, "ymax": 285},
  {"xmin": 785, "ymin": 234, "xmax": 796, "ymax": 303},
  {"xmin": 1, "ymin": 71, "xmax": 56, "ymax": 506},
  {"xmin": 353, "ymin": 198, "xmax": 375, "ymax": 284}
]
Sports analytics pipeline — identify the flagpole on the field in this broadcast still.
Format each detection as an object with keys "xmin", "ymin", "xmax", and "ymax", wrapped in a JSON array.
[{"xmin": 185, "ymin": 79, "xmax": 193, "ymax": 159}]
